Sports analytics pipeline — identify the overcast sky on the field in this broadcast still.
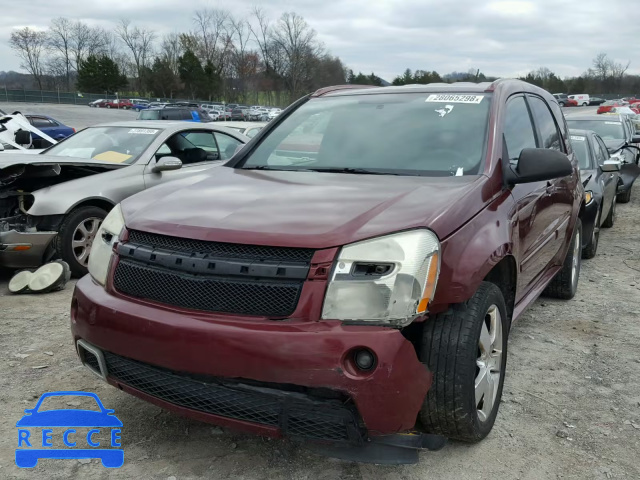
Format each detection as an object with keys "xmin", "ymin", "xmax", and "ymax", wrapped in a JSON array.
[{"xmin": 1, "ymin": 0, "xmax": 637, "ymax": 82}]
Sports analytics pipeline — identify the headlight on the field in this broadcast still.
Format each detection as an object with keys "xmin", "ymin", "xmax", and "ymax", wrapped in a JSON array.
[
  {"xmin": 321, "ymin": 229, "xmax": 440, "ymax": 327},
  {"xmin": 584, "ymin": 191, "xmax": 594, "ymax": 204},
  {"xmin": 87, "ymin": 204, "xmax": 125, "ymax": 285}
]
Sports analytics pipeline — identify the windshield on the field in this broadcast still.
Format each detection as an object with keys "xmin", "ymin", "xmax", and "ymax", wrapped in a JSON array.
[
  {"xmin": 569, "ymin": 135, "xmax": 591, "ymax": 169},
  {"xmin": 241, "ymin": 92, "xmax": 491, "ymax": 176},
  {"xmin": 139, "ymin": 110, "xmax": 161, "ymax": 120},
  {"xmin": 45, "ymin": 126, "xmax": 161, "ymax": 164},
  {"xmin": 566, "ymin": 120, "xmax": 624, "ymax": 140}
]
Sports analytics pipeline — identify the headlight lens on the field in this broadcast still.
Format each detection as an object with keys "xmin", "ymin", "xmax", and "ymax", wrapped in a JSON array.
[
  {"xmin": 321, "ymin": 229, "xmax": 440, "ymax": 326},
  {"xmin": 584, "ymin": 191, "xmax": 593, "ymax": 204},
  {"xmin": 87, "ymin": 203, "xmax": 125, "ymax": 285}
]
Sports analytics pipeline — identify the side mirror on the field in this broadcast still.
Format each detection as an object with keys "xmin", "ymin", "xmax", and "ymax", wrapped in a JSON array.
[
  {"xmin": 601, "ymin": 159, "xmax": 621, "ymax": 172},
  {"xmin": 15, "ymin": 130, "xmax": 32, "ymax": 145},
  {"xmin": 152, "ymin": 156, "xmax": 182, "ymax": 173},
  {"xmin": 0, "ymin": 143, "xmax": 4, "ymax": 151},
  {"xmin": 504, "ymin": 148, "xmax": 573, "ymax": 185}
]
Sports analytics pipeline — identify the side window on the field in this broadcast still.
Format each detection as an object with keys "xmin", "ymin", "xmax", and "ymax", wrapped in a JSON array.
[
  {"xmin": 591, "ymin": 137, "xmax": 605, "ymax": 164},
  {"xmin": 155, "ymin": 131, "xmax": 220, "ymax": 165},
  {"xmin": 155, "ymin": 144, "xmax": 172, "ymax": 159},
  {"xmin": 595, "ymin": 137, "xmax": 610, "ymax": 163},
  {"xmin": 30, "ymin": 117, "xmax": 53, "ymax": 128},
  {"xmin": 214, "ymin": 133, "xmax": 243, "ymax": 160},
  {"xmin": 503, "ymin": 96, "xmax": 537, "ymax": 161},
  {"xmin": 528, "ymin": 96, "xmax": 562, "ymax": 151},
  {"xmin": 183, "ymin": 132, "xmax": 219, "ymax": 155}
]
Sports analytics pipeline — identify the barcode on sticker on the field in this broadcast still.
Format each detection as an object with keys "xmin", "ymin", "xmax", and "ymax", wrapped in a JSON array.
[
  {"xmin": 570, "ymin": 136, "xmax": 585, "ymax": 141},
  {"xmin": 426, "ymin": 94, "xmax": 484, "ymax": 104},
  {"xmin": 128, "ymin": 128, "xmax": 158, "ymax": 134}
]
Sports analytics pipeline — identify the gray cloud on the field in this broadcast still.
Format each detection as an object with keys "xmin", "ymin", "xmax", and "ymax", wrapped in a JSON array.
[{"xmin": 1, "ymin": 0, "xmax": 637, "ymax": 83}]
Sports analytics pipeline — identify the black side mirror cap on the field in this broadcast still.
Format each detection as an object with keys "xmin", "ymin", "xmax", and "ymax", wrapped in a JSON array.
[{"xmin": 504, "ymin": 148, "xmax": 573, "ymax": 185}]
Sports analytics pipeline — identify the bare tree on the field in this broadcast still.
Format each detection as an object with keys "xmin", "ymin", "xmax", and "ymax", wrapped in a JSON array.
[
  {"xmin": 192, "ymin": 8, "xmax": 230, "ymax": 69},
  {"xmin": 160, "ymin": 33, "xmax": 183, "ymax": 75},
  {"xmin": 48, "ymin": 18, "xmax": 73, "ymax": 89},
  {"xmin": 116, "ymin": 19, "xmax": 156, "ymax": 90},
  {"xmin": 592, "ymin": 53, "xmax": 611, "ymax": 83},
  {"xmin": 9, "ymin": 27, "xmax": 48, "ymax": 90},
  {"xmin": 70, "ymin": 22, "xmax": 106, "ymax": 72},
  {"xmin": 229, "ymin": 16, "xmax": 253, "ymax": 101},
  {"xmin": 271, "ymin": 12, "xmax": 322, "ymax": 99}
]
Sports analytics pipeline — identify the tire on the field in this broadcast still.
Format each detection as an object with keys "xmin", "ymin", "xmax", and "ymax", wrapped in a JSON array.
[
  {"xmin": 617, "ymin": 188, "xmax": 632, "ymax": 203},
  {"xmin": 582, "ymin": 102, "xmax": 588, "ymax": 107},
  {"xmin": 602, "ymin": 197, "xmax": 616, "ymax": 228},
  {"xmin": 420, "ymin": 282, "xmax": 509, "ymax": 442},
  {"xmin": 582, "ymin": 208, "xmax": 600, "ymax": 259},
  {"xmin": 107, "ymin": 105, "xmax": 111, "ymax": 109},
  {"xmin": 543, "ymin": 218, "xmax": 582, "ymax": 299},
  {"xmin": 559, "ymin": 101, "xmax": 566, "ymax": 107},
  {"xmin": 53, "ymin": 206, "xmax": 108, "ymax": 277}
]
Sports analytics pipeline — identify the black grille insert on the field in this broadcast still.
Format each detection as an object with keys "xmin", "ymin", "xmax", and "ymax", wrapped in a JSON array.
[
  {"xmin": 103, "ymin": 351, "xmax": 363, "ymax": 443},
  {"xmin": 114, "ymin": 259, "xmax": 303, "ymax": 317},
  {"xmin": 128, "ymin": 230, "xmax": 314, "ymax": 263}
]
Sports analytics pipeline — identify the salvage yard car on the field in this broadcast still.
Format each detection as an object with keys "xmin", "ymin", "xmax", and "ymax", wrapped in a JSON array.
[
  {"xmin": 0, "ymin": 122, "xmax": 248, "ymax": 276},
  {"xmin": 566, "ymin": 114, "xmax": 640, "ymax": 203},
  {"xmin": 71, "ymin": 80, "xmax": 585, "ymax": 460},
  {"xmin": 569, "ymin": 129, "xmax": 621, "ymax": 258}
]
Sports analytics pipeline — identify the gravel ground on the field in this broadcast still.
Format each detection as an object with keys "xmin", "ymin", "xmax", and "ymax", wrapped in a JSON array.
[{"xmin": 0, "ymin": 103, "xmax": 638, "ymax": 479}]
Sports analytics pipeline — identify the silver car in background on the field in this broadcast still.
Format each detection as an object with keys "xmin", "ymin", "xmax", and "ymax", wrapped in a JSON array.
[{"xmin": 0, "ymin": 121, "xmax": 248, "ymax": 276}]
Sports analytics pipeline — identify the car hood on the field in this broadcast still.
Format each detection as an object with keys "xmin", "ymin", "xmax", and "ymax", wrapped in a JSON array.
[
  {"xmin": 122, "ymin": 167, "xmax": 492, "ymax": 248},
  {"xmin": 0, "ymin": 153, "xmax": 129, "ymax": 169}
]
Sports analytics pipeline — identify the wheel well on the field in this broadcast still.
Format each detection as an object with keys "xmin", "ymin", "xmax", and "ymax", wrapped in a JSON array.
[
  {"xmin": 68, "ymin": 198, "xmax": 115, "ymax": 214},
  {"xmin": 483, "ymin": 255, "xmax": 517, "ymax": 324}
]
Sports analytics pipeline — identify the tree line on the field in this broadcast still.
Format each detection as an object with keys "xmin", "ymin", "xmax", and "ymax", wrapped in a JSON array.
[
  {"xmin": 8, "ymin": 8, "xmax": 350, "ymax": 106},
  {"xmin": 388, "ymin": 54, "xmax": 639, "ymax": 95}
]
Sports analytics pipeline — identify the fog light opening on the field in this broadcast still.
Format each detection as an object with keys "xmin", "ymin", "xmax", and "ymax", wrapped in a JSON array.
[{"xmin": 354, "ymin": 349, "xmax": 376, "ymax": 371}]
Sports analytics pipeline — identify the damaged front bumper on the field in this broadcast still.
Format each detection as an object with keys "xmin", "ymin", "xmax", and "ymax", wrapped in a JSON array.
[
  {"xmin": 0, "ymin": 227, "xmax": 56, "ymax": 269},
  {"xmin": 71, "ymin": 275, "xmax": 433, "ymax": 442}
]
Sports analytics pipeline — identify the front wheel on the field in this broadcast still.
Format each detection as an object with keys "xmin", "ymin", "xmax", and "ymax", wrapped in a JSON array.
[
  {"xmin": 582, "ymin": 208, "xmax": 600, "ymax": 259},
  {"xmin": 602, "ymin": 197, "xmax": 616, "ymax": 228},
  {"xmin": 543, "ymin": 218, "xmax": 581, "ymax": 299},
  {"xmin": 54, "ymin": 206, "xmax": 108, "ymax": 277},
  {"xmin": 420, "ymin": 282, "xmax": 508, "ymax": 442},
  {"xmin": 582, "ymin": 102, "xmax": 588, "ymax": 107}
]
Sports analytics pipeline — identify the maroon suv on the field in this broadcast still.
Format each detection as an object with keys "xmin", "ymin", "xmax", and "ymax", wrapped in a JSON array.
[{"xmin": 71, "ymin": 80, "xmax": 583, "ymax": 455}]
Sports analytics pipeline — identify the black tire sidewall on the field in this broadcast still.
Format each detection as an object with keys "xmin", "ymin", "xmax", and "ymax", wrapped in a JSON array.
[
  {"xmin": 56, "ymin": 207, "xmax": 108, "ymax": 277},
  {"xmin": 465, "ymin": 285, "xmax": 509, "ymax": 439},
  {"xmin": 569, "ymin": 219, "xmax": 582, "ymax": 296}
]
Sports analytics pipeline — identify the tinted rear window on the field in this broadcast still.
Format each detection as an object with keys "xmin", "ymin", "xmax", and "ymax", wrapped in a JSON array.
[{"xmin": 139, "ymin": 110, "xmax": 160, "ymax": 120}]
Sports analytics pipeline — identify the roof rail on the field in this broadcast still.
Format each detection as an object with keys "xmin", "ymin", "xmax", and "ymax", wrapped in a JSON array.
[{"xmin": 311, "ymin": 84, "xmax": 380, "ymax": 97}]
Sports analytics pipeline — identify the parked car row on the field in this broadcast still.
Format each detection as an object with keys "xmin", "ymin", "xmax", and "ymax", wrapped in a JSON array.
[
  {"xmin": 552, "ymin": 93, "xmax": 606, "ymax": 107},
  {"xmin": 4, "ymin": 79, "xmax": 640, "ymax": 464}
]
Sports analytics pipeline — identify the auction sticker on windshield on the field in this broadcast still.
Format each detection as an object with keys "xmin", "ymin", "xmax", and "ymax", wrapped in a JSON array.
[
  {"xmin": 570, "ymin": 136, "xmax": 586, "ymax": 141},
  {"xmin": 426, "ymin": 94, "xmax": 484, "ymax": 104},
  {"xmin": 128, "ymin": 128, "xmax": 158, "ymax": 135}
]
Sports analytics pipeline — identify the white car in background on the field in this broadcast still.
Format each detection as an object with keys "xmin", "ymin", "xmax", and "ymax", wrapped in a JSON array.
[
  {"xmin": 219, "ymin": 121, "xmax": 267, "ymax": 138},
  {"xmin": 267, "ymin": 108, "xmax": 282, "ymax": 120}
]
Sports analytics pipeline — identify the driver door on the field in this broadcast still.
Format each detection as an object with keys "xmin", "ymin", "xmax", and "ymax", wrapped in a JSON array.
[{"xmin": 143, "ymin": 130, "xmax": 225, "ymax": 189}]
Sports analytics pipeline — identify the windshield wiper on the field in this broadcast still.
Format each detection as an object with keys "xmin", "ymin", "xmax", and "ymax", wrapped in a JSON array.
[{"xmin": 303, "ymin": 167, "xmax": 400, "ymax": 175}]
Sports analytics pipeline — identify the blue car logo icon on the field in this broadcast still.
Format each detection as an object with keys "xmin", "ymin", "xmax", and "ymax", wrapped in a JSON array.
[{"xmin": 16, "ymin": 391, "xmax": 123, "ymax": 468}]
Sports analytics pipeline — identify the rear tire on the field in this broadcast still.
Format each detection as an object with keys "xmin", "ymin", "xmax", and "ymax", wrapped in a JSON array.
[
  {"xmin": 420, "ymin": 282, "xmax": 508, "ymax": 442},
  {"xmin": 53, "ymin": 206, "xmax": 108, "ymax": 277},
  {"xmin": 544, "ymin": 219, "xmax": 581, "ymax": 299},
  {"xmin": 602, "ymin": 197, "xmax": 616, "ymax": 228},
  {"xmin": 617, "ymin": 189, "xmax": 632, "ymax": 203}
]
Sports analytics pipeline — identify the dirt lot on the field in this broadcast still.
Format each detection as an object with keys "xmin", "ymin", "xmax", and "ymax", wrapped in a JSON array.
[{"xmin": 0, "ymin": 103, "xmax": 639, "ymax": 479}]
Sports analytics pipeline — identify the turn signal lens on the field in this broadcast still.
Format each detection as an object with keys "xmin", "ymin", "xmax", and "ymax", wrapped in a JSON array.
[
  {"xmin": 585, "ymin": 191, "xmax": 594, "ymax": 204},
  {"xmin": 417, "ymin": 253, "xmax": 440, "ymax": 314}
]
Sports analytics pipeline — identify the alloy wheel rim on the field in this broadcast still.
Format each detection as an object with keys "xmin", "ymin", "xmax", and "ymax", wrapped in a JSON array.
[
  {"xmin": 592, "ymin": 210, "xmax": 600, "ymax": 245},
  {"xmin": 571, "ymin": 230, "xmax": 581, "ymax": 285},
  {"xmin": 72, "ymin": 217, "xmax": 103, "ymax": 266},
  {"xmin": 475, "ymin": 305, "xmax": 503, "ymax": 423}
]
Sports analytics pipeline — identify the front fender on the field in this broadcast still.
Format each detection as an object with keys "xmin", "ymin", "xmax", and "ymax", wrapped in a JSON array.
[{"xmin": 432, "ymin": 190, "xmax": 515, "ymax": 308}]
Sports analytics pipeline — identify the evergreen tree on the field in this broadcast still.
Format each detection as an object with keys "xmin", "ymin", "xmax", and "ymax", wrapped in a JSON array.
[{"xmin": 77, "ymin": 55, "xmax": 128, "ymax": 93}]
